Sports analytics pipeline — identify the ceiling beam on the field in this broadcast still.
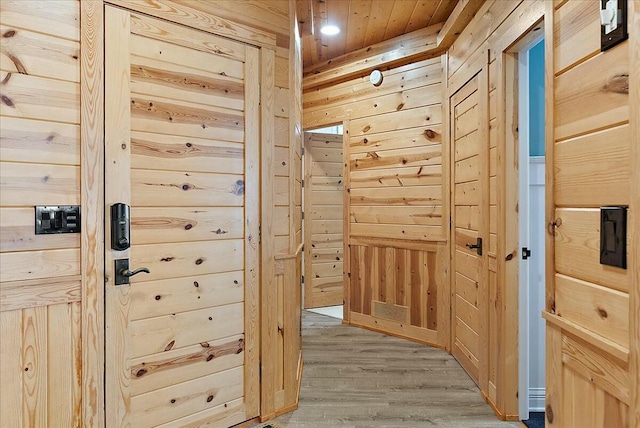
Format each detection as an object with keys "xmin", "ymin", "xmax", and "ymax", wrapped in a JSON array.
[
  {"xmin": 302, "ymin": 22, "xmax": 444, "ymax": 91},
  {"xmin": 296, "ymin": 0, "xmax": 314, "ymax": 37},
  {"xmin": 436, "ymin": 0, "xmax": 484, "ymax": 49}
]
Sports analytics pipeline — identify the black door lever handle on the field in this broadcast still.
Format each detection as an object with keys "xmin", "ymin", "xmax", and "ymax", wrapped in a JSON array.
[
  {"xmin": 114, "ymin": 259, "xmax": 150, "ymax": 285},
  {"xmin": 465, "ymin": 237, "xmax": 483, "ymax": 256},
  {"xmin": 121, "ymin": 267, "xmax": 150, "ymax": 277}
]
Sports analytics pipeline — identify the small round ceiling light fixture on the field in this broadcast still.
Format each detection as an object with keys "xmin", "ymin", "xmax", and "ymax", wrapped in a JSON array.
[
  {"xmin": 369, "ymin": 69, "xmax": 383, "ymax": 87},
  {"xmin": 320, "ymin": 24, "xmax": 340, "ymax": 36}
]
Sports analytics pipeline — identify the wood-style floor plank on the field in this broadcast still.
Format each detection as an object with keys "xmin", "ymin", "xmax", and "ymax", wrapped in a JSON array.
[{"xmin": 266, "ymin": 311, "xmax": 520, "ymax": 427}]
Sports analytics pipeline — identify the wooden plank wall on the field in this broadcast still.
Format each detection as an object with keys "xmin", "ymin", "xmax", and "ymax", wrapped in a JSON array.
[
  {"xmin": 1, "ymin": 0, "xmax": 301, "ymax": 426},
  {"xmin": 0, "ymin": 1, "xmax": 83, "ymax": 426},
  {"xmin": 544, "ymin": 1, "xmax": 636, "ymax": 426},
  {"xmin": 303, "ymin": 46, "xmax": 450, "ymax": 349},
  {"xmin": 262, "ymin": 0, "xmax": 303, "ymax": 421},
  {"xmin": 446, "ymin": 0, "xmax": 545, "ymax": 419}
]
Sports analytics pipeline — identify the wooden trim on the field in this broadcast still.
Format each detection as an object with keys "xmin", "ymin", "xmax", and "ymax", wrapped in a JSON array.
[
  {"xmin": 494, "ymin": 51, "xmax": 507, "ymax": 413},
  {"xmin": 542, "ymin": 311, "xmax": 629, "ymax": 363},
  {"xmin": 349, "ymin": 236, "xmax": 443, "ymax": 251},
  {"xmin": 302, "ymin": 23, "xmax": 443, "ymax": 91},
  {"xmin": 477, "ymin": 63, "xmax": 490, "ymax": 394},
  {"xmin": 80, "ymin": 1, "xmax": 105, "ymax": 426},
  {"xmin": 436, "ymin": 0, "xmax": 484, "ymax": 49},
  {"xmin": 348, "ymin": 312, "xmax": 443, "ymax": 349},
  {"xmin": 501, "ymin": 52, "xmax": 519, "ymax": 417},
  {"xmin": 0, "ymin": 276, "xmax": 81, "ymax": 312},
  {"xmin": 545, "ymin": 323, "xmax": 562, "ymax": 427},
  {"xmin": 543, "ymin": 0, "xmax": 556, "ymax": 315},
  {"xmin": 342, "ymin": 119, "xmax": 351, "ymax": 322},
  {"xmin": 629, "ymin": 0, "xmax": 640, "ymax": 424},
  {"xmin": 273, "ymin": 351, "xmax": 302, "ymax": 419},
  {"xmin": 302, "ymin": 131, "xmax": 312, "ymax": 308},
  {"xmin": 104, "ymin": 0, "xmax": 276, "ymax": 48},
  {"xmin": 274, "ymin": 243, "xmax": 304, "ymax": 260},
  {"xmin": 482, "ymin": 390, "xmax": 507, "ymax": 421},
  {"xmin": 439, "ymin": 52, "xmax": 452, "ymax": 352},
  {"xmin": 244, "ymin": 45, "xmax": 261, "ymax": 420},
  {"xmin": 260, "ymin": 46, "xmax": 276, "ymax": 419},
  {"xmin": 104, "ymin": 5, "xmax": 131, "ymax": 427}
]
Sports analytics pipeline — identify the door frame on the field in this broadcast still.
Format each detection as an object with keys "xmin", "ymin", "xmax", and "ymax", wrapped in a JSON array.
[
  {"xmin": 515, "ymin": 34, "xmax": 545, "ymax": 420},
  {"xmin": 302, "ymin": 127, "xmax": 345, "ymax": 310},
  {"xmin": 79, "ymin": 2, "xmax": 106, "ymax": 426}
]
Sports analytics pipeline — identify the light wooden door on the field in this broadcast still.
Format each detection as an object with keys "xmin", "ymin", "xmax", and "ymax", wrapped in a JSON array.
[
  {"xmin": 303, "ymin": 132, "xmax": 344, "ymax": 308},
  {"xmin": 450, "ymin": 73, "xmax": 488, "ymax": 386},
  {"xmin": 104, "ymin": 7, "xmax": 259, "ymax": 427}
]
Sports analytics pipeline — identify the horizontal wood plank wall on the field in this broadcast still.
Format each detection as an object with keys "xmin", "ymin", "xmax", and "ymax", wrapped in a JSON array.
[
  {"xmin": 304, "ymin": 48, "xmax": 450, "ymax": 349},
  {"xmin": 262, "ymin": 1, "xmax": 303, "ymax": 421},
  {"xmin": 447, "ymin": 0, "xmax": 545, "ymax": 419},
  {"xmin": 0, "ymin": 1, "xmax": 83, "ymax": 426},
  {"xmin": 545, "ymin": 1, "xmax": 634, "ymax": 426}
]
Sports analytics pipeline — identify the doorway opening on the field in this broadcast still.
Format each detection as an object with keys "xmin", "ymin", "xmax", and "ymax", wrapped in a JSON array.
[
  {"xmin": 302, "ymin": 124, "xmax": 345, "ymax": 320},
  {"xmin": 516, "ymin": 37, "xmax": 546, "ymax": 421}
]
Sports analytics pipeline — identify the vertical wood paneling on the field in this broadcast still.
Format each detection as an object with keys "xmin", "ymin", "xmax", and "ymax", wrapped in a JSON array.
[
  {"xmin": 0, "ymin": 310, "xmax": 23, "ymax": 428},
  {"xmin": 22, "ymin": 306, "xmax": 48, "ymax": 427}
]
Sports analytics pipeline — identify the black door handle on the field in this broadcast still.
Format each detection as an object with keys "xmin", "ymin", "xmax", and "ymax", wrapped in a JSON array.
[
  {"xmin": 121, "ymin": 267, "xmax": 150, "ymax": 277},
  {"xmin": 114, "ymin": 259, "xmax": 150, "ymax": 285},
  {"xmin": 465, "ymin": 237, "xmax": 483, "ymax": 256}
]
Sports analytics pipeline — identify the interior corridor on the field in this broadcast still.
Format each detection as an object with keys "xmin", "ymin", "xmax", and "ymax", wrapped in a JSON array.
[{"xmin": 267, "ymin": 312, "xmax": 521, "ymax": 427}]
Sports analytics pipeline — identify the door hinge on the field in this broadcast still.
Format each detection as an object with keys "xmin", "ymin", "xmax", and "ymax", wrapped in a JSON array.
[
  {"xmin": 301, "ymin": 275, "xmax": 304, "ymax": 284},
  {"xmin": 302, "ymin": 211, "xmax": 305, "ymax": 220},
  {"xmin": 449, "ymin": 216, "xmax": 452, "ymax": 230},
  {"xmin": 301, "ymin": 179, "xmax": 304, "ymax": 188},
  {"xmin": 258, "ymin": 223, "xmax": 261, "ymax": 244},
  {"xmin": 301, "ymin": 146, "xmax": 305, "ymax": 156},
  {"xmin": 522, "ymin": 247, "xmax": 531, "ymax": 260}
]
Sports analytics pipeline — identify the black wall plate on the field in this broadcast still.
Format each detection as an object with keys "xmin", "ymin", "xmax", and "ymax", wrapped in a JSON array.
[
  {"xmin": 35, "ymin": 205, "xmax": 81, "ymax": 234},
  {"xmin": 600, "ymin": 206, "xmax": 627, "ymax": 269},
  {"xmin": 601, "ymin": 0, "xmax": 628, "ymax": 51}
]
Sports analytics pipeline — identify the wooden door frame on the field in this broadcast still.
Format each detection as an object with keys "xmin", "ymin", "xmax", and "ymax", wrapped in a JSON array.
[
  {"xmin": 495, "ymin": 16, "xmax": 545, "ymax": 420},
  {"xmin": 302, "ymin": 129, "xmax": 344, "ymax": 310},
  {"xmin": 80, "ymin": 1, "xmax": 105, "ymax": 426}
]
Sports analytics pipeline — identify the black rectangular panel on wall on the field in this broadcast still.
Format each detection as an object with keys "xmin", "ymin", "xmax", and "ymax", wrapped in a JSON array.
[
  {"xmin": 599, "ymin": 206, "xmax": 627, "ymax": 269},
  {"xmin": 35, "ymin": 205, "xmax": 81, "ymax": 234}
]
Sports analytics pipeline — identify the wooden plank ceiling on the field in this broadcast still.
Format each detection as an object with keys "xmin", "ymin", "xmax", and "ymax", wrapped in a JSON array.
[{"xmin": 297, "ymin": 0, "xmax": 458, "ymax": 68}]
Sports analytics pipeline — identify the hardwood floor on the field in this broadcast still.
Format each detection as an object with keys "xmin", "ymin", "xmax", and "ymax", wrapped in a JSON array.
[{"xmin": 267, "ymin": 311, "xmax": 521, "ymax": 427}]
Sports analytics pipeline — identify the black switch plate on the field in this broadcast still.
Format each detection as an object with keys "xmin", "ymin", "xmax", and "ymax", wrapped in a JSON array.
[
  {"xmin": 35, "ymin": 206, "xmax": 81, "ymax": 234},
  {"xmin": 601, "ymin": 0, "xmax": 628, "ymax": 52},
  {"xmin": 600, "ymin": 206, "xmax": 627, "ymax": 269}
]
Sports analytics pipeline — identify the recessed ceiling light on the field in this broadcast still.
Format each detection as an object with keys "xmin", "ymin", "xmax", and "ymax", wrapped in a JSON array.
[{"xmin": 320, "ymin": 25, "xmax": 340, "ymax": 36}]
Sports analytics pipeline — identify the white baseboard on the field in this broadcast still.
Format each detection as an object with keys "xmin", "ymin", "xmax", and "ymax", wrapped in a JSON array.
[{"xmin": 529, "ymin": 387, "xmax": 546, "ymax": 412}]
